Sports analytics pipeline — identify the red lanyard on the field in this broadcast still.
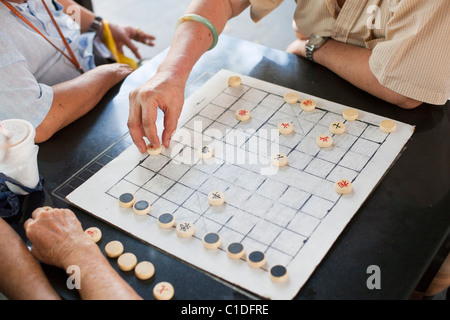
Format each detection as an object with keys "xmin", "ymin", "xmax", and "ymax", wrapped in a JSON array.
[{"xmin": 1, "ymin": 0, "xmax": 84, "ymax": 73}]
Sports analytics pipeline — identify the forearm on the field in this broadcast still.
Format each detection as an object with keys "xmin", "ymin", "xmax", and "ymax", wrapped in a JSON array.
[
  {"xmin": 63, "ymin": 242, "xmax": 141, "ymax": 300},
  {"xmin": 36, "ymin": 64, "xmax": 130, "ymax": 143},
  {"xmin": 314, "ymin": 39, "xmax": 422, "ymax": 109},
  {"xmin": 0, "ymin": 219, "xmax": 60, "ymax": 300},
  {"xmin": 158, "ymin": 0, "xmax": 249, "ymax": 82}
]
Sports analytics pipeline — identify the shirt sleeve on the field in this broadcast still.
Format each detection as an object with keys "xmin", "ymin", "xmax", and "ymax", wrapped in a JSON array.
[
  {"xmin": 369, "ymin": 0, "xmax": 450, "ymax": 105},
  {"xmin": 248, "ymin": 0, "xmax": 284, "ymax": 22},
  {"xmin": 0, "ymin": 36, "xmax": 53, "ymax": 128}
]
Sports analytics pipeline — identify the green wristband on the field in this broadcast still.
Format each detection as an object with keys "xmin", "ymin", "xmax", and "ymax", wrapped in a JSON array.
[{"xmin": 176, "ymin": 14, "xmax": 218, "ymax": 50}]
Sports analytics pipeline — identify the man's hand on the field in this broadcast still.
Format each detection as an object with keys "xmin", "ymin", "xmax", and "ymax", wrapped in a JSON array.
[
  {"xmin": 24, "ymin": 208, "xmax": 95, "ymax": 269},
  {"xmin": 128, "ymin": 69, "xmax": 186, "ymax": 152},
  {"xmin": 286, "ymin": 38, "xmax": 307, "ymax": 58},
  {"xmin": 108, "ymin": 23, "xmax": 156, "ymax": 60}
]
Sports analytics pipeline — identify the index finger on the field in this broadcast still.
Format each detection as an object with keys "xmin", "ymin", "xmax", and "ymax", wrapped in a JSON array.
[
  {"xmin": 128, "ymin": 91, "xmax": 151, "ymax": 153},
  {"xmin": 141, "ymin": 100, "xmax": 161, "ymax": 148}
]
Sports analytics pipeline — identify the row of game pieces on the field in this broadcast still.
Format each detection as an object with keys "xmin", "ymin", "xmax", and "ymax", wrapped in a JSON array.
[
  {"xmin": 117, "ymin": 192, "xmax": 289, "ymax": 283},
  {"xmin": 84, "ymin": 225, "xmax": 175, "ymax": 300}
]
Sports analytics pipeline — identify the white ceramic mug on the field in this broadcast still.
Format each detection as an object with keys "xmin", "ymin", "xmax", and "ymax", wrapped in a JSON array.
[{"xmin": 0, "ymin": 119, "xmax": 40, "ymax": 195}]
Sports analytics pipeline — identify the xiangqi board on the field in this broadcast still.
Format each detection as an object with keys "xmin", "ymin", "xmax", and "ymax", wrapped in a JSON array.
[{"xmin": 67, "ymin": 69, "xmax": 414, "ymax": 299}]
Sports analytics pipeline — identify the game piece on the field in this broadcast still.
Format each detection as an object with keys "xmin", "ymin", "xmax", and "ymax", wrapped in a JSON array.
[
  {"xmin": 271, "ymin": 153, "xmax": 288, "ymax": 167},
  {"xmin": 247, "ymin": 251, "xmax": 266, "ymax": 268},
  {"xmin": 334, "ymin": 179, "xmax": 353, "ymax": 194},
  {"xmin": 135, "ymin": 261, "xmax": 155, "ymax": 280},
  {"xmin": 300, "ymin": 98, "xmax": 316, "ymax": 111},
  {"xmin": 284, "ymin": 92, "xmax": 299, "ymax": 104},
  {"xmin": 176, "ymin": 221, "xmax": 195, "ymax": 238},
  {"xmin": 329, "ymin": 121, "xmax": 346, "ymax": 134},
  {"xmin": 226, "ymin": 242, "xmax": 245, "ymax": 260},
  {"xmin": 117, "ymin": 252, "xmax": 137, "ymax": 271},
  {"xmin": 198, "ymin": 145, "xmax": 214, "ymax": 159},
  {"xmin": 316, "ymin": 134, "xmax": 333, "ymax": 148},
  {"xmin": 104, "ymin": 240, "xmax": 124, "ymax": 258},
  {"xmin": 343, "ymin": 108, "xmax": 358, "ymax": 121},
  {"xmin": 147, "ymin": 144, "xmax": 162, "ymax": 156},
  {"xmin": 153, "ymin": 281, "xmax": 174, "ymax": 300},
  {"xmin": 208, "ymin": 190, "xmax": 226, "ymax": 206},
  {"xmin": 228, "ymin": 75, "xmax": 242, "ymax": 87},
  {"xmin": 235, "ymin": 108, "xmax": 251, "ymax": 121},
  {"xmin": 380, "ymin": 119, "xmax": 396, "ymax": 133},
  {"xmin": 41, "ymin": 206, "xmax": 53, "ymax": 211},
  {"xmin": 118, "ymin": 192, "xmax": 135, "ymax": 208},
  {"xmin": 202, "ymin": 232, "xmax": 221, "ymax": 249},
  {"xmin": 133, "ymin": 200, "xmax": 150, "ymax": 215},
  {"xmin": 269, "ymin": 265, "xmax": 289, "ymax": 283},
  {"xmin": 157, "ymin": 213, "xmax": 176, "ymax": 229},
  {"xmin": 278, "ymin": 121, "xmax": 294, "ymax": 135},
  {"xmin": 85, "ymin": 227, "xmax": 102, "ymax": 243}
]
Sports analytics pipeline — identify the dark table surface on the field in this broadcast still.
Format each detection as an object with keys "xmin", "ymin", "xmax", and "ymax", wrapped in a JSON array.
[{"xmin": 14, "ymin": 35, "xmax": 449, "ymax": 300}]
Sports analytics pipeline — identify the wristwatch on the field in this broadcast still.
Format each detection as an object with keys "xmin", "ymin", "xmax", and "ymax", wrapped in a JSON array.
[
  {"xmin": 305, "ymin": 34, "xmax": 329, "ymax": 62},
  {"xmin": 89, "ymin": 16, "xmax": 103, "ymax": 33}
]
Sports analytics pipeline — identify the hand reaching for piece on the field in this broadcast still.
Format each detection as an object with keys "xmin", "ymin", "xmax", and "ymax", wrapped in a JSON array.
[{"xmin": 128, "ymin": 69, "xmax": 186, "ymax": 152}]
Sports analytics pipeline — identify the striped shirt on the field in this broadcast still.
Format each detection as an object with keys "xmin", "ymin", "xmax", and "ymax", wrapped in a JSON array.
[{"xmin": 248, "ymin": 0, "xmax": 450, "ymax": 105}]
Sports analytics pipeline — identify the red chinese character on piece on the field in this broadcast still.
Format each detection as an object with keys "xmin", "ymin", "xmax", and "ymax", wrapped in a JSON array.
[
  {"xmin": 159, "ymin": 285, "xmax": 168, "ymax": 294},
  {"xmin": 320, "ymin": 136, "xmax": 329, "ymax": 142},
  {"xmin": 238, "ymin": 110, "xmax": 247, "ymax": 116},
  {"xmin": 304, "ymin": 99, "xmax": 313, "ymax": 106},
  {"xmin": 282, "ymin": 123, "xmax": 290, "ymax": 129},
  {"xmin": 338, "ymin": 180, "xmax": 349, "ymax": 188}
]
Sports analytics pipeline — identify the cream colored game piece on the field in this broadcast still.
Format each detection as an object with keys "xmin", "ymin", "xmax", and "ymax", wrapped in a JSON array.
[
  {"xmin": 147, "ymin": 144, "xmax": 162, "ymax": 156},
  {"xmin": 118, "ymin": 192, "xmax": 135, "ymax": 208},
  {"xmin": 343, "ymin": 108, "xmax": 358, "ymax": 121},
  {"xmin": 284, "ymin": 92, "xmax": 299, "ymax": 104},
  {"xmin": 316, "ymin": 134, "xmax": 333, "ymax": 148},
  {"xmin": 176, "ymin": 221, "xmax": 195, "ymax": 238},
  {"xmin": 202, "ymin": 232, "xmax": 221, "ymax": 249},
  {"xmin": 278, "ymin": 121, "xmax": 294, "ymax": 135},
  {"xmin": 380, "ymin": 119, "xmax": 396, "ymax": 133},
  {"xmin": 85, "ymin": 227, "xmax": 102, "ymax": 243},
  {"xmin": 117, "ymin": 252, "xmax": 137, "ymax": 271},
  {"xmin": 104, "ymin": 240, "xmax": 124, "ymax": 258},
  {"xmin": 157, "ymin": 212, "xmax": 176, "ymax": 229},
  {"xmin": 269, "ymin": 265, "xmax": 289, "ymax": 283},
  {"xmin": 235, "ymin": 108, "xmax": 251, "ymax": 121},
  {"xmin": 208, "ymin": 190, "xmax": 226, "ymax": 206},
  {"xmin": 300, "ymin": 98, "xmax": 316, "ymax": 111},
  {"xmin": 198, "ymin": 145, "xmax": 214, "ymax": 159},
  {"xmin": 329, "ymin": 121, "xmax": 346, "ymax": 134},
  {"xmin": 271, "ymin": 153, "xmax": 288, "ymax": 167},
  {"xmin": 133, "ymin": 200, "xmax": 150, "ymax": 215},
  {"xmin": 226, "ymin": 242, "xmax": 245, "ymax": 260},
  {"xmin": 41, "ymin": 206, "xmax": 53, "ymax": 211},
  {"xmin": 135, "ymin": 261, "xmax": 155, "ymax": 280},
  {"xmin": 228, "ymin": 75, "xmax": 242, "ymax": 87},
  {"xmin": 334, "ymin": 179, "xmax": 353, "ymax": 194},
  {"xmin": 247, "ymin": 251, "xmax": 266, "ymax": 268},
  {"xmin": 153, "ymin": 281, "xmax": 174, "ymax": 300}
]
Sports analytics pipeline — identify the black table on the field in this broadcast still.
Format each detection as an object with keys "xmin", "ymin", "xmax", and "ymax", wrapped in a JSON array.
[{"xmin": 15, "ymin": 35, "xmax": 450, "ymax": 300}]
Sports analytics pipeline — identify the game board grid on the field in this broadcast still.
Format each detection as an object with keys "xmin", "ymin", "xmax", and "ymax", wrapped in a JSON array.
[
  {"xmin": 100, "ymin": 83, "xmax": 391, "ymax": 269},
  {"xmin": 52, "ymin": 134, "xmax": 133, "ymax": 200}
]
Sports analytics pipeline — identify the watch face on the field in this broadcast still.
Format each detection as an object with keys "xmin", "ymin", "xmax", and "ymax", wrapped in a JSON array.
[{"xmin": 309, "ymin": 35, "xmax": 324, "ymax": 46}]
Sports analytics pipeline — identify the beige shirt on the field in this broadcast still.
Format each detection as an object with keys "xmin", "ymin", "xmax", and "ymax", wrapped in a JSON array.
[{"xmin": 248, "ymin": 0, "xmax": 450, "ymax": 105}]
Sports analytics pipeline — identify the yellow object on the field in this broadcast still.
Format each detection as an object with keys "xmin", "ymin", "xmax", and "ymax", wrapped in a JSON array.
[{"xmin": 102, "ymin": 20, "xmax": 138, "ymax": 70}]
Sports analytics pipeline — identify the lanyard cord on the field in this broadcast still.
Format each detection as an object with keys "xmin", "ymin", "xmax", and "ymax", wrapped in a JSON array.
[{"xmin": 1, "ymin": 0, "xmax": 84, "ymax": 74}]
